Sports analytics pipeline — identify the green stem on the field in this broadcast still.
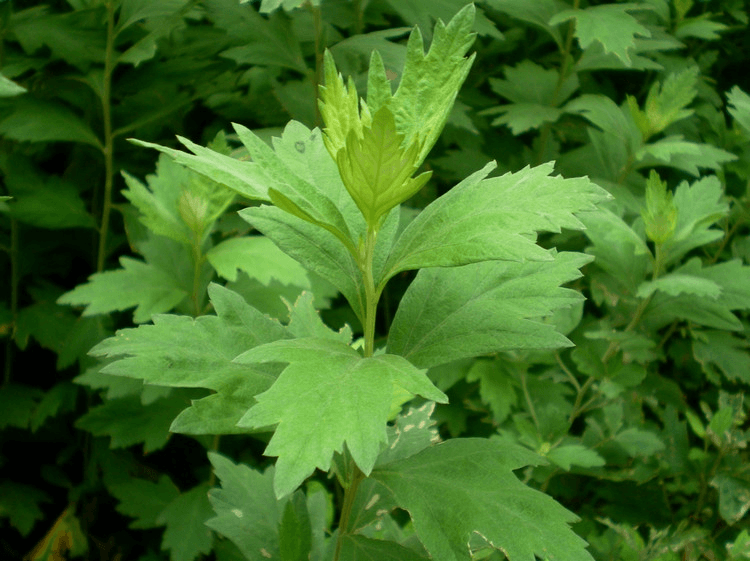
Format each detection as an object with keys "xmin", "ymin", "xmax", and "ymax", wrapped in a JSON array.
[
  {"xmin": 96, "ymin": 0, "xmax": 116, "ymax": 272},
  {"xmin": 535, "ymin": 0, "xmax": 579, "ymax": 165},
  {"xmin": 602, "ymin": 242, "xmax": 665, "ymax": 364},
  {"xmin": 191, "ymin": 240, "xmax": 205, "ymax": 318},
  {"xmin": 333, "ymin": 225, "xmax": 380, "ymax": 561}
]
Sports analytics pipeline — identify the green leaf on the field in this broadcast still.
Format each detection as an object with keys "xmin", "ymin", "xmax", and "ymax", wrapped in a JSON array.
[
  {"xmin": 206, "ymin": 453, "xmax": 283, "ymax": 561},
  {"xmin": 675, "ymin": 15, "xmax": 728, "ymax": 40},
  {"xmin": 389, "ymin": 4, "xmax": 476, "ymax": 166},
  {"xmin": 727, "ymin": 86, "xmax": 750, "ymax": 135},
  {"xmin": 339, "ymin": 535, "xmax": 429, "ymax": 561},
  {"xmin": 206, "ymin": 236, "xmax": 310, "ymax": 285},
  {"xmin": 239, "ymin": 205, "xmax": 366, "ymax": 322},
  {"xmin": 382, "ymin": 0, "xmax": 501, "ymax": 41},
  {"xmin": 0, "ymin": 481, "xmax": 50, "ymax": 536},
  {"xmin": 88, "ymin": 284, "xmax": 287, "ymax": 433},
  {"xmin": 381, "ymin": 162, "xmax": 606, "ymax": 282},
  {"xmin": 711, "ymin": 473, "xmax": 750, "ymax": 525},
  {"xmin": 614, "ymin": 427, "xmax": 665, "ymax": 457},
  {"xmin": 387, "ymin": 252, "xmax": 591, "ymax": 369},
  {"xmin": 285, "ymin": 291, "xmax": 352, "ymax": 344},
  {"xmin": 0, "ymin": 73, "xmax": 27, "ymax": 97},
  {"xmin": 643, "ymin": 258, "xmax": 750, "ymax": 331},
  {"xmin": 372, "ymin": 438, "xmax": 592, "ymax": 561},
  {"xmin": 116, "ymin": 0, "xmax": 190, "ymax": 35},
  {"xmin": 693, "ymin": 331, "xmax": 750, "ymax": 384},
  {"xmin": 546, "ymin": 444, "xmax": 605, "ymax": 471},
  {"xmin": 4, "ymin": 162, "xmax": 96, "ymax": 229},
  {"xmin": 122, "ymin": 154, "xmax": 235, "ymax": 245},
  {"xmin": 12, "ymin": 9, "xmax": 105, "ymax": 69},
  {"xmin": 217, "ymin": 10, "xmax": 306, "ymax": 72},
  {"xmin": 58, "ymin": 257, "xmax": 188, "ymax": 324},
  {"xmin": 377, "ymin": 402, "xmax": 440, "ymax": 467},
  {"xmin": 637, "ymin": 274, "xmax": 721, "ymax": 299},
  {"xmin": 549, "ymin": 4, "xmax": 653, "ymax": 66},
  {"xmin": 628, "ymin": 67, "xmax": 699, "ymax": 140},
  {"xmin": 641, "ymin": 170, "xmax": 677, "ymax": 245},
  {"xmin": 75, "ymin": 393, "xmax": 188, "ymax": 453},
  {"xmin": 335, "ymin": 105, "xmax": 432, "ymax": 226},
  {"xmin": 0, "ymin": 98, "xmax": 102, "ymax": 148},
  {"xmin": 635, "ymin": 137, "xmax": 737, "ymax": 176},
  {"xmin": 0, "ymin": 384, "xmax": 43, "ymax": 430},
  {"xmin": 157, "ymin": 484, "xmax": 215, "ymax": 561},
  {"xmin": 465, "ymin": 359, "xmax": 517, "ymax": 423},
  {"xmin": 109, "ymin": 475, "xmax": 180, "ymax": 529},
  {"xmin": 235, "ymin": 338, "xmax": 447, "ymax": 497},
  {"xmin": 279, "ymin": 491, "xmax": 312, "ymax": 561},
  {"xmin": 483, "ymin": 0, "xmax": 566, "ymax": 47},
  {"xmin": 486, "ymin": 60, "xmax": 579, "ymax": 133}
]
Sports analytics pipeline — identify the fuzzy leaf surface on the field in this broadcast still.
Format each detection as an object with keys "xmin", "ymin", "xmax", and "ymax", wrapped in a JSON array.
[
  {"xmin": 381, "ymin": 162, "xmax": 607, "ymax": 282},
  {"xmin": 372, "ymin": 438, "xmax": 592, "ymax": 561},
  {"xmin": 388, "ymin": 252, "xmax": 591, "ymax": 369},
  {"xmin": 235, "ymin": 338, "xmax": 447, "ymax": 497}
]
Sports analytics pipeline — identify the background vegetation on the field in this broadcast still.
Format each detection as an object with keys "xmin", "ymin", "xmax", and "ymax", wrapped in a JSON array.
[{"xmin": 1, "ymin": 0, "xmax": 750, "ymax": 559}]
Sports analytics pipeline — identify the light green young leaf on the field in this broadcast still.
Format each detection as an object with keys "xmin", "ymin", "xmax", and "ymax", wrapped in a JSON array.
[
  {"xmin": 58, "ymin": 257, "xmax": 188, "ymax": 324},
  {"xmin": 389, "ymin": 4, "xmax": 476, "ymax": 167},
  {"xmin": 727, "ymin": 86, "xmax": 750, "ymax": 136},
  {"xmin": 234, "ymin": 338, "xmax": 447, "ymax": 497},
  {"xmin": 157, "ymin": 484, "xmax": 215, "ymax": 561},
  {"xmin": 381, "ymin": 162, "xmax": 607, "ymax": 283},
  {"xmin": 372, "ymin": 438, "xmax": 592, "ymax": 561},
  {"xmin": 206, "ymin": 453, "xmax": 283, "ymax": 561},
  {"xmin": 0, "ymin": 98, "xmax": 102, "ymax": 148},
  {"xmin": 387, "ymin": 252, "xmax": 591, "ymax": 369},
  {"xmin": 109, "ymin": 475, "xmax": 180, "ymax": 530},
  {"xmin": 629, "ymin": 67, "xmax": 699, "ymax": 140},
  {"xmin": 207, "ymin": 236, "xmax": 309, "ymax": 285},
  {"xmin": 641, "ymin": 170, "xmax": 677, "ymax": 245},
  {"xmin": 549, "ymin": 4, "xmax": 653, "ymax": 66},
  {"xmin": 0, "ymin": 73, "xmax": 27, "ymax": 97},
  {"xmin": 335, "ymin": 105, "xmax": 432, "ymax": 226}
]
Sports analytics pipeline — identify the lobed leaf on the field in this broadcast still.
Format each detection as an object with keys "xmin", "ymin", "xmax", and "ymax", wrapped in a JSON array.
[
  {"xmin": 387, "ymin": 252, "xmax": 591, "ymax": 369},
  {"xmin": 372, "ymin": 438, "xmax": 593, "ymax": 561},
  {"xmin": 234, "ymin": 338, "xmax": 447, "ymax": 497}
]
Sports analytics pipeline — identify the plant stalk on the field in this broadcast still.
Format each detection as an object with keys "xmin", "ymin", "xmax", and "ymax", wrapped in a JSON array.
[{"xmin": 96, "ymin": 0, "xmax": 116, "ymax": 272}]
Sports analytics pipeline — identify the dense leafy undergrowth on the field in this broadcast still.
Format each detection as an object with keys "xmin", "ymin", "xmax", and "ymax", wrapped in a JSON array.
[{"xmin": 2, "ymin": 0, "xmax": 750, "ymax": 560}]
